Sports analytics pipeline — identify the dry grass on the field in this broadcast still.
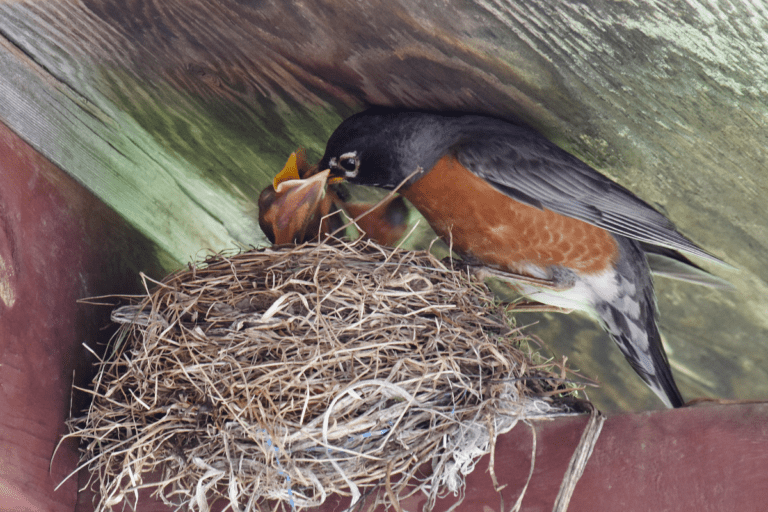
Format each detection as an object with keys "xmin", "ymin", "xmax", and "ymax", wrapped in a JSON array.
[{"xmin": 66, "ymin": 238, "xmax": 581, "ymax": 512}]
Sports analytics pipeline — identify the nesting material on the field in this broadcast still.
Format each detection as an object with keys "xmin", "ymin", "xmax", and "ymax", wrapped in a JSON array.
[{"xmin": 69, "ymin": 238, "xmax": 579, "ymax": 512}]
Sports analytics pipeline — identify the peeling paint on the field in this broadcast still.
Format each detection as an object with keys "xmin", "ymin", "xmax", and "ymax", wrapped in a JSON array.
[{"xmin": 0, "ymin": 254, "xmax": 16, "ymax": 309}]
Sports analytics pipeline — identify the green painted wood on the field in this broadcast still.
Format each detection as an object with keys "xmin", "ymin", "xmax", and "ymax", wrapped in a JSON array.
[
  {"xmin": 0, "ymin": 0, "xmax": 766, "ymax": 410},
  {"xmin": 0, "ymin": 41, "xmax": 251, "ymax": 266},
  {"xmin": 0, "ymin": 7, "xmax": 350, "ymax": 266}
]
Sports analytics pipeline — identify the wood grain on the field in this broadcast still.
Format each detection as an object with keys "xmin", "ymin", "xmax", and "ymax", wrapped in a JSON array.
[{"xmin": 1, "ymin": 0, "xmax": 766, "ymax": 410}]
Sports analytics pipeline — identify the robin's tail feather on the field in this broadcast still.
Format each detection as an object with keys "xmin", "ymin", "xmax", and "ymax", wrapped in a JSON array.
[
  {"xmin": 596, "ymin": 238, "xmax": 685, "ymax": 408},
  {"xmin": 598, "ymin": 299, "xmax": 685, "ymax": 408}
]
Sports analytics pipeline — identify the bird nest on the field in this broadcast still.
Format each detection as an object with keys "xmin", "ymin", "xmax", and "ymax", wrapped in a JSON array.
[{"xmin": 66, "ymin": 238, "xmax": 581, "ymax": 512}]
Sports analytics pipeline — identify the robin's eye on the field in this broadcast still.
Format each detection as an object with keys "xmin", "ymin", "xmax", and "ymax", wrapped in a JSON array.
[{"xmin": 330, "ymin": 151, "xmax": 360, "ymax": 178}]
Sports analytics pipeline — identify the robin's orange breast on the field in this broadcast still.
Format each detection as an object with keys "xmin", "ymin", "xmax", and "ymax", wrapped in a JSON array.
[{"xmin": 401, "ymin": 155, "xmax": 619, "ymax": 275}]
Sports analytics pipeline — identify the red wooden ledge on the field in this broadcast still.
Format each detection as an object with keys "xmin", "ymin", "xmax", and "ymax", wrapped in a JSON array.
[{"xmin": 1, "ymin": 123, "xmax": 765, "ymax": 512}]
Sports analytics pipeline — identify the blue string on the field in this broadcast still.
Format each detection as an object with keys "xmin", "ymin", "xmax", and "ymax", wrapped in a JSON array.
[
  {"xmin": 263, "ymin": 429, "xmax": 295, "ymax": 510},
  {"xmin": 356, "ymin": 426, "xmax": 390, "ymax": 440}
]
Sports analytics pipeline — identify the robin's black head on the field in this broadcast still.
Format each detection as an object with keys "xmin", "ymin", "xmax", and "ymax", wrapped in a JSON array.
[{"xmin": 320, "ymin": 108, "xmax": 454, "ymax": 190}]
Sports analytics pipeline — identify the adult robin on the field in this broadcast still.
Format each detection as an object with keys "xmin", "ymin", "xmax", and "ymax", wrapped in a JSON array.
[
  {"xmin": 258, "ymin": 150, "xmax": 409, "ymax": 246},
  {"xmin": 320, "ymin": 108, "xmax": 730, "ymax": 408}
]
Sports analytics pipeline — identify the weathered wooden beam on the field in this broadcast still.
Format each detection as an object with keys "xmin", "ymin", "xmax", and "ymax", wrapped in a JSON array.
[
  {"xmin": 2, "ymin": 7, "xmax": 768, "ymax": 511},
  {"xmin": 1, "ymin": 1, "xmax": 764, "ymax": 410},
  {"xmin": 0, "ymin": 121, "xmax": 168, "ymax": 512}
]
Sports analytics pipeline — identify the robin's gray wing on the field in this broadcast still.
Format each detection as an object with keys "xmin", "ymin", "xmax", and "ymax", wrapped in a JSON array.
[
  {"xmin": 453, "ymin": 133, "xmax": 727, "ymax": 266},
  {"xmin": 641, "ymin": 242, "xmax": 733, "ymax": 288}
]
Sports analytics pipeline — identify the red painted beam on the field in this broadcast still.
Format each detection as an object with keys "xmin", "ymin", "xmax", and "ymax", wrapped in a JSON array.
[
  {"xmin": 569, "ymin": 404, "xmax": 768, "ymax": 512},
  {"xmin": 0, "ymin": 121, "xmax": 89, "ymax": 512},
  {"xmin": 448, "ymin": 404, "xmax": 768, "ymax": 512},
  {"xmin": 0, "ymin": 121, "xmax": 164, "ymax": 512},
  {"xmin": 340, "ymin": 404, "xmax": 768, "ymax": 512},
  {"xmin": 71, "ymin": 403, "xmax": 768, "ymax": 512},
  {"xmin": 1, "ymin": 121, "xmax": 765, "ymax": 512}
]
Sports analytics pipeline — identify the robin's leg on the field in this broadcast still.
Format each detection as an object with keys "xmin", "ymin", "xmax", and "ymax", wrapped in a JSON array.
[
  {"xmin": 502, "ymin": 301, "xmax": 574, "ymax": 314},
  {"xmin": 470, "ymin": 265, "xmax": 572, "ymax": 290},
  {"xmin": 445, "ymin": 257, "xmax": 566, "ymax": 289},
  {"xmin": 470, "ymin": 266, "xmax": 575, "ymax": 314}
]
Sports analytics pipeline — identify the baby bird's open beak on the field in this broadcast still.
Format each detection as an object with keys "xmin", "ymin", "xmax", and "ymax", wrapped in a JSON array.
[{"xmin": 258, "ymin": 152, "xmax": 332, "ymax": 245}]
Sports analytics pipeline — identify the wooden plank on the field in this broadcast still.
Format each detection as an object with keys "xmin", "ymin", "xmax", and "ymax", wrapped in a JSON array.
[
  {"xmin": 0, "ymin": 3, "xmax": 329, "ymax": 263},
  {"xmin": 3, "ymin": 3, "xmax": 768, "ymax": 510},
  {"xmin": 0, "ymin": 37, "xmax": 255, "ymax": 263},
  {"xmin": 311, "ymin": 404, "xmax": 768, "ymax": 512},
  {"xmin": 0, "ymin": 0, "xmax": 766, "ymax": 409},
  {"xmin": 68, "ymin": 403, "xmax": 768, "ymax": 511},
  {"xmin": 0, "ymin": 121, "xmax": 170, "ymax": 512}
]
